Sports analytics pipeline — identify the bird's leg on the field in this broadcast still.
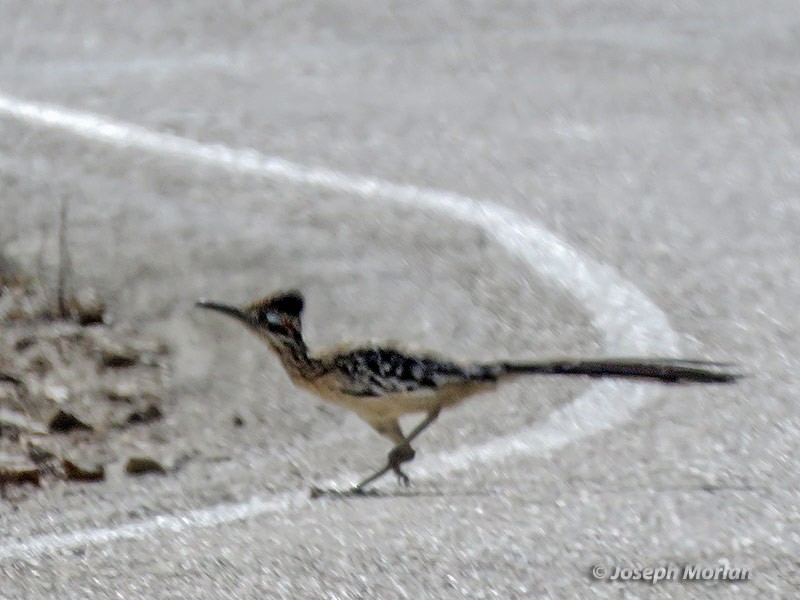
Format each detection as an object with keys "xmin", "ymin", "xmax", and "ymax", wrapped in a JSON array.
[{"xmin": 351, "ymin": 408, "xmax": 441, "ymax": 494}]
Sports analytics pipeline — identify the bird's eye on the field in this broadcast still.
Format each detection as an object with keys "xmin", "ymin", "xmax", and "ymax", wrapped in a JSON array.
[{"xmin": 265, "ymin": 311, "xmax": 282, "ymax": 327}]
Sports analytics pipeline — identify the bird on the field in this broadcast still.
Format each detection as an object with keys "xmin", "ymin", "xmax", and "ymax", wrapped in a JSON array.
[{"xmin": 196, "ymin": 289, "xmax": 741, "ymax": 496}]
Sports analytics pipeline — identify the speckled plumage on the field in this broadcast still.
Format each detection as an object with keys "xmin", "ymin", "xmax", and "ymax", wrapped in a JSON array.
[{"xmin": 331, "ymin": 346, "xmax": 498, "ymax": 397}]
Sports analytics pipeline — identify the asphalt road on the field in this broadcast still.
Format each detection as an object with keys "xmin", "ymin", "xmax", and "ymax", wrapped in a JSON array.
[{"xmin": 1, "ymin": 1, "xmax": 798, "ymax": 598}]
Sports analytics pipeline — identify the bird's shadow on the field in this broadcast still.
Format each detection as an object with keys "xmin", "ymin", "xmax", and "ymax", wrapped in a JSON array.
[{"xmin": 309, "ymin": 485, "xmax": 495, "ymax": 501}]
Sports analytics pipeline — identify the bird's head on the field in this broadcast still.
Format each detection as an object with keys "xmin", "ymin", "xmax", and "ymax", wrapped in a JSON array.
[{"xmin": 196, "ymin": 289, "xmax": 305, "ymax": 345}]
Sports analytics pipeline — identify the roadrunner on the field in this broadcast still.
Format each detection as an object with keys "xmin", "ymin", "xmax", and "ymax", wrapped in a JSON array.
[{"xmin": 196, "ymin": 290, "xmax": 740, "ymax": 495}]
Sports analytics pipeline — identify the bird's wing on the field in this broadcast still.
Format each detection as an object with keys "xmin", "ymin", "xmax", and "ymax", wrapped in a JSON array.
[{"xmin": 331, "ymin": 346, "xmax": 492, "ymax": 398}]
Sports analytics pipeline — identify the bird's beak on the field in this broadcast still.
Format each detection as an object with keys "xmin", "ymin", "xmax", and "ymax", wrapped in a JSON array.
[{"xmin": 195, "ymin": 299, "xmax": 249, "ymax": 324}]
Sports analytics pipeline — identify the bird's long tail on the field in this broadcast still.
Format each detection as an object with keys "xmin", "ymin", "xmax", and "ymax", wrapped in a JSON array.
[{"xmin": 493, "ymin": 358, "xmax": 742, "ymax": 384}]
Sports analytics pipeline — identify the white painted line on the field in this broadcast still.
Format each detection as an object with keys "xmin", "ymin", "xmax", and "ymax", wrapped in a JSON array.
[
  {"xmin": 8, "ymin": 54, "xmax": 240, "ymax": 81},
  {"xmin": 0, "ymin": 493, "xmax": 303, "ymax": 561},
  {"xmin": 0, "ymin": 93, "xmax": 679, "ymax": 559}
]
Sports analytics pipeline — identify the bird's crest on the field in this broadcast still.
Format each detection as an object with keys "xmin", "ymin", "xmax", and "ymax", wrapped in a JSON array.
[{"xmin": 247, "ymin": 289, "xmax": 305, "ymax": 317}]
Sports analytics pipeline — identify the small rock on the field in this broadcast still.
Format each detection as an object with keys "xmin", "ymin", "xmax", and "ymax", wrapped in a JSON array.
[
  {"xmin": 14, "ymin": 336, "xmax": 35, "ymax": 352},
  {"xmin": 125, "ymin": 456, "xmax": 166, "ymax": 476},
  {"xmin": 0, "ymin": 462, "xmax": 40, "ymax": 487},
  {"xmin": 232, "ymin": 413, "xmax": 245, "ymax": 427},
  {"xmin": 102, "ymin": 381, "xmax": 141, "ymax": 403},
  {"xmin": 68, "ymin": 288, "xmax": 106, "ymax": 325},
  {"xmin": 62, "ymin": 458, "xmax": 105, "ymax": 482},
  {"xmin": 126, "ymin": 403, "xmax": 162, "ymax": 425},
  {"xmin": 0, "ymin": 371, "xmax": 23, "ymax": 385},
  {"xmin": 97, "ymin": 342, "xmax": 139, "ymax": 369},
  {"xmin": 43, "ymin": 384, "xmax": 69, "ymax": 404},
  {"xmin": 48, "ymin": 409, "xmax": 92, "ymax": 433}
]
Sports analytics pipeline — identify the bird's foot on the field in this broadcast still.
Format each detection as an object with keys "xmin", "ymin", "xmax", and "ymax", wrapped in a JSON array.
[
  {"xmin": 393, "ymin": 466, "xmax": 410, "ymax": 487},
  {"xmin": 323, "ymin": 444, "xmax": 417, "ymax": 498},
  {"xmin": 388, "ymin": 444, "xmax": 415, "ymax": 487}
]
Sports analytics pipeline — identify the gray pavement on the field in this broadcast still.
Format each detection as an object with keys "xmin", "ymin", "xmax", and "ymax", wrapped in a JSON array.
[{"xmin": 0, "ymin": 0, "xmax": 798, "ymax": 598}]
